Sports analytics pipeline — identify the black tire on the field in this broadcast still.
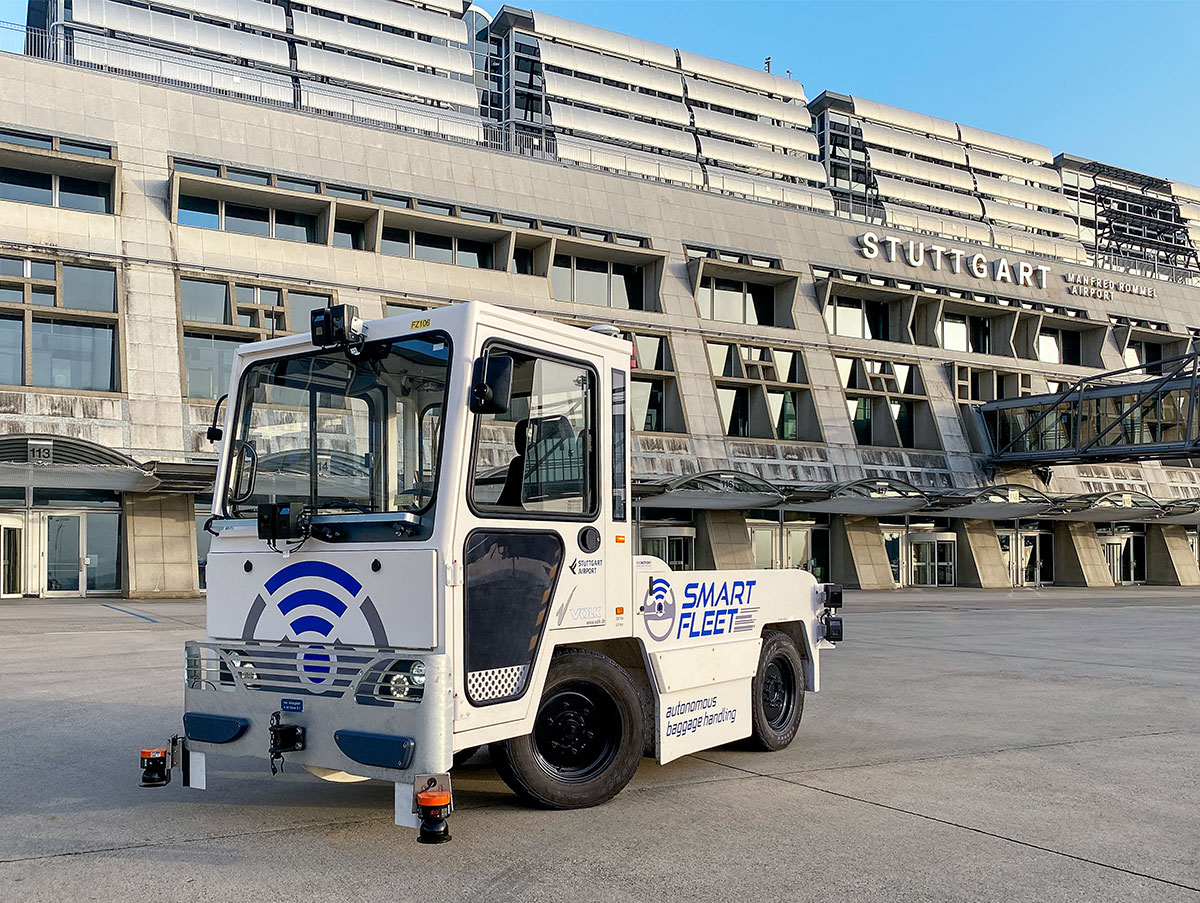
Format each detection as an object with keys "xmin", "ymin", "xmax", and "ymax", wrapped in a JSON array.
[
  {"xmin": 490, "ymin": 648, "xmax": 646, "ymax": 809},
  {"xmin": 452, "ymin": 746, "xmax": 482, "ymax": 769},
  {"xmin": 749, "ymin": 630, "xmax": 805, "ymax": 751}
]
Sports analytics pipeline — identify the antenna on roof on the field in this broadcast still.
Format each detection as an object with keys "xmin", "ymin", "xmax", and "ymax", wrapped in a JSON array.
[
  {"xmin": 786, "ymin": 69, "xmax": 792, "ymax": 79},
  {"xmin": 764, "ymin": 56, "xmax": 771, "ymax": 73}
]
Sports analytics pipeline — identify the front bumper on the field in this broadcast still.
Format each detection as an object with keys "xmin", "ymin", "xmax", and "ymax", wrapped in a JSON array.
[{"xmin": 183, "ymin": 641, "xmax": 452, "ymax": 781}]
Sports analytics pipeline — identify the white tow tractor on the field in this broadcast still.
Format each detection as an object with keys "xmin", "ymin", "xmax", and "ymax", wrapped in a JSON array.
[{"xmin": 140, "ymin": 301, "xmax": 843, "ymax": 840}]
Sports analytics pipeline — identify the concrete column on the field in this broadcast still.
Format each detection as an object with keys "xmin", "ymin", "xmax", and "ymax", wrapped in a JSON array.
[
  {"xmin": 954, "ymin": 519, "xmax": 1011, "ymax": 588},
  {"xmin": 694, "ymin": 510, "xmax": 753, "ymax": 571},
  {"xmin": 1146, "ymin": 524, "xmax": 1200, "ymax": 586},
  {"xmin": 1052, "ymin": 521, "xmax": 1114, "ymax": 587},
  {"xmin": 125, "ymin": 492, "xmax": 199, "ymax": 598},
  {"xmin": 831, "ymin": 515, "xmax": 895, "ymax": 590}
]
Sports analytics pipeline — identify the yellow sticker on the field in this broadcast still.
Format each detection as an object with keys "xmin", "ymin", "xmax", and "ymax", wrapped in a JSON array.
[{"xmin": 411, "ymin": 318, "xmax": 431, "ymax": 329}]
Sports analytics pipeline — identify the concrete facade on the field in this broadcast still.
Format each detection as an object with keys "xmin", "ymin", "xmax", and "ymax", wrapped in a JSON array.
[{"xmin": 1, "ymin": 4, "xmax": 1200, "ymax": 597}]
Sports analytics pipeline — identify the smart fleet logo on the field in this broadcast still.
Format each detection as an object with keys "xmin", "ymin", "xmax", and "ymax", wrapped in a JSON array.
[
  {"xmin": 643, "ymin": 577, "xmax": 759, "ymax": 642},
  {"xmin": 241, "ymin": 561, "xmax": 389, "ymax": 682}
]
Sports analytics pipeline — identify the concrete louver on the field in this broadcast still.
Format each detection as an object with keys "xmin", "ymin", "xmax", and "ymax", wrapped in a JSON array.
[
  {"xmin": 843, "ymin": 94, "xmax": 1073, "ymax": 239},
  {"xmin": 530, "ymin": 10, "xmax": 829, "ymax": 211},
  {"xmin": 67, "ymin": 0, "xmax": 475, "ymax": 112}
]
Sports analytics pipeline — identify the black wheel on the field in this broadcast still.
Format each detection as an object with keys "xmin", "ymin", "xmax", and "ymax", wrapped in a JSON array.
[
  {"xmin": 490, "ymin": 648, "xmax": 645, "ymax": 809},
  {"xmin": 749, "ymin": 630, "xmax": 805, "ymax": 751},
  {"xmin": 452, "ymin": 745, "xmax": 482, "ymax": 768}
]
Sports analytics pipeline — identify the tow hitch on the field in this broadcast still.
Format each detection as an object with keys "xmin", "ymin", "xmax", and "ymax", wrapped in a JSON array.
[{"xmin": 268, "ymin": 711, "xmax": 306, "ymax": 775}]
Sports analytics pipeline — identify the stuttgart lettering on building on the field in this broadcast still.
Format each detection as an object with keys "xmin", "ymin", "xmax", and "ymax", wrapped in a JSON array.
[{"xmin": 855, "ymin": 231, "xmax": 1052, "ymax": 289}]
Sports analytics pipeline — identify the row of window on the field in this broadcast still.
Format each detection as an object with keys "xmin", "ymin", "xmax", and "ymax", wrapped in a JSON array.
[
  {"xmin": 823, "ymin": 290, "xmax": 1106, "ymax": 367},
  {"xmin": 550, "ymin": 255, "xmax": 645, "ymax": 309},
  {"xmin": 180, "ymin": 276, "xmax": 331, "ymax": 399},
  {"xmin": 708, "ymin": 341, "xmax": 818, "ymax": 442},
  {"xmin": 0, "ymin": 256, "xmax": 119, "ymax": 391},
  {"xmin": 175, "ymin": 159, "xmax": 648, "ymax": 246}
]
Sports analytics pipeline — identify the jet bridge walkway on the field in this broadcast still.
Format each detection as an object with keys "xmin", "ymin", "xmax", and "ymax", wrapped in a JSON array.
[{"xmin": 979, "ymin": 351, "xmax": 1200, "ymax": 465}]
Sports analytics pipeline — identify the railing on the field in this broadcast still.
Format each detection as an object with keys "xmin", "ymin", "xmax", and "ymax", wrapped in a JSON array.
[{"xmin": 4, "ymin": 19, "xmax": 1200, "ymax": 285}]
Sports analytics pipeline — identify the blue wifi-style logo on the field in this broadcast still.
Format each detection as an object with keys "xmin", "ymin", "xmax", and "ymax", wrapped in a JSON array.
[
  {"xmin": 649, "ymin": 578, "xmax": 671, "ymax": 607},
  {"xmin": 642, "ymin": 577, "xmax": 676, "ymax": 642},
  {"xmin": 263, "ymin": 561, "xmax": 364, "ymax": 682}
]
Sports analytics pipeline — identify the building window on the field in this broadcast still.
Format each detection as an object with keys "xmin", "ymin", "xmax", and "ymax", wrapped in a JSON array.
[
  {"xmin": 824, "ymin": 296, "xmax": 891, "ymax": 341},
  {"xmin": 333, "ymin": 219, "xmax": 366, "ymax": 250},
  {"xmin": 838, "ymin": 356, "xmax": 938, "ymax": 449},
  {"xmin": 552, "ymin": 255, "xmax": 645, "ymax": 309},
  {"xmin": 0, "ymin": 165, "xmax": 112, "ymax": 213},
  {"xmin": 697, "ymin": 276, "xmax": 774, "ymax": 326},
  {"xmin": 178, "ymin": 195, "xmax": 219, "ymax": 229},
  {"xmin": 1037, "ymin": 328, "xmax": 1081, "ymax": 366},
  {"xmin": 707, "ymin": 341, "xmax": 819, "ymax": 441},
  {"xmin": 512, "ymin": 246, "xmax": 535, "ymax": 275},
  {"xmin": 0, "ymin": 255, "xmax": 119, "ymax": 391},
  {"xmin": 1124, "ymin": 339, "xmax": 1163, "ymax": 371},
  {"xmin": 625, "ymin": 332, "xmax": 684, "ymax": 433},
  {"xmin": 939, "ymin": 312, "xmax": 991, "ymax": 354},
  {"xmin": 178, "ymin": 275, "xmax": 331, "ymax": 399},
  {"xmin": 381, "ymin": 227, "xmax": 497, "ymax": 270},
  {"xmin": 177, "ymin": 195, "xmax": 323, "ymax": 244}
]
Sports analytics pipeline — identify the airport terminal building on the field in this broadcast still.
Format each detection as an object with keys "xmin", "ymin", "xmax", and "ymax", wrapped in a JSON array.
[{"xmin": 4, "ymin": 0, "xmax": 1200, "ymax": 597}]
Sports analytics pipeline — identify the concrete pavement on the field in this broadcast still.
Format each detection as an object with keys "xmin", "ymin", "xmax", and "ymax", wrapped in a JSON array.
[{"xmin": 1, "ymin": 590, "xmax": 1197, "ymax": 902}]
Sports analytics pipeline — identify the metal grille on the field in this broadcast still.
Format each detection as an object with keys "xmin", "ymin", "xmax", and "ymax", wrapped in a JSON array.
[
  {"xmin": 186, "ymin": 641, "xmax": 381, "ymax": 698},
  {"xmin": 466, "ymin": 665, "xmax": 529, "ymax": 703}
]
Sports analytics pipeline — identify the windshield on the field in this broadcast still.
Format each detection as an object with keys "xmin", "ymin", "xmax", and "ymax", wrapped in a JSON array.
[{"xmin": 223, "ymin": 334, "xmax": 451, "ymax": 518}]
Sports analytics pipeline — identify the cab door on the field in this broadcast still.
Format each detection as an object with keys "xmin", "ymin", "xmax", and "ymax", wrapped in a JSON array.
[{"xmin": 460, "ymin": 343, "xmax": 605, "ymax": 709}]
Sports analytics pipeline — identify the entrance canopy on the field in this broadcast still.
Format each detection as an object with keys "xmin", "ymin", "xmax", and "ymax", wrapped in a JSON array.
[
  {"xmin": 1039, "ymin": 491, "xmax": 1164, "ymax": 522},
  {"xmin": 782, "ymin": 478, "xmax": 927, "ymax": 516},
  {"xmin": 0, "ymin": 435, "xmax": 216, "ymax": 494},
  {"xmin": 635, "ymin": 471, "xmax": 786, "ymax": 510},
  {"xmin": 925, "ymin": 484, "xmax": 1053, "ymax": 520},
  {"xmin": 1152, "ymin": 499, "xmax": 1200, "ymax": 525}
]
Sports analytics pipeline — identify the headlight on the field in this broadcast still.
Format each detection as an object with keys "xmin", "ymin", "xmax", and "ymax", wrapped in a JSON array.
[
  {"xmin": 388, "ymin": 671, "xmax": 413, "ymax": 699},
  {"xmin": 367, "ymin": 660, "xmax": 426, "ymax": 703},
  {"xmin": 409, "ymin": 661, "xmax": 426, "ymax": 687}
]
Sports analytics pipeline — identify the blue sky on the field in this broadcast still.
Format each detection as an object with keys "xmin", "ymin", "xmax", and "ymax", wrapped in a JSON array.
[{"xmin": 2, "ymin": 0, "xmax": 1198, "ymax": 183}]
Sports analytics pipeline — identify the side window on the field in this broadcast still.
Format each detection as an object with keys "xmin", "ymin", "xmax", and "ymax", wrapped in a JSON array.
[
  {"xmin": 472, "ymin": 348, "xmax": 596, "ymax": 517},
  {"xmin": 612, "ymin": 368, "xmax": 627, "ymax": 521}
]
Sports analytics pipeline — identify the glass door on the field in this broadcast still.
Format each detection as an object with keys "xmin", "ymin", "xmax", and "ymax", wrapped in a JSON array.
[
  {"xmin": 1022, "ymin": 534, "xmax": 1039, "ymax": 586},
  {"xmin": 1, "ymin": 516, "xmax": 24, "ymax": 597},
  {"xmin": 784, "ymin": 526, "xmax": 810, "ymax": 571},
  {"xmin": 45, "ymin": 514, "xmax": 82, "ymax": 594},
  {"xmin": 85, "ymin": 511, "xmax": 120, "ymax": 591},
  {"xmin": 750, "ymin": 525, "xmax": 779, "ymax": 569},
  {"xmin": 910, "ymin": 540, "xmax": 934, "ymax": 586},
  {"xmin": 41, "ymin": 511, "xmax": 121, "ymax": 596},
  {"xmin": 935, "ymin": 540, "xmax": 956, "ymax": 586},
  {"xmin": 998, "ymin": 531, "xmax": 1016, "ymax": 586},
  {"xmin": 882, "ymin": 530, "xmax": 903, "ymax": 586},
  {"xmin": 1105, "ymin": 540, "xmax": 1125, "ymax": 584}
]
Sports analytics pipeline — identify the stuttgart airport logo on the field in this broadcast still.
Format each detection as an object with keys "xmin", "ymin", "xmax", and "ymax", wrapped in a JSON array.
[
  {"xmin": 240, "ymin": 561, "xmax": 389, "ymax": 682},
  {"xmin": 642, "ymin": 577, "xmax": 677, "ymax": 642}
]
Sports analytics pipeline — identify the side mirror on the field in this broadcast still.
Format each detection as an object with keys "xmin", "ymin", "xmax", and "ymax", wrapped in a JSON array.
[
  {"xmin": 470, "ymin": 353, "xmax": 513, "ymax": 414},
  {"xmin": 207, "ymin": 393, "xmax": 228, "ymax": 442}
]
